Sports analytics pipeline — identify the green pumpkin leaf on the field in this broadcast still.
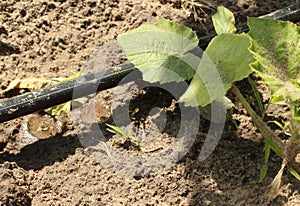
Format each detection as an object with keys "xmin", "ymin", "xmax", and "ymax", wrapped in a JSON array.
[
  {"xmin": 117, "ymin": 18, "xmax": 199, "ymax": 83},
  {"xmin": 212, "ymin": 6, "xmax": 237, "ymax": 34},
  {"xmin": 248, "ymin": 18, "xmax": 300, "ymax": 102},
  {"xmin": 180, "ymin": 33, "xmax": 254, "ymax": 107}
]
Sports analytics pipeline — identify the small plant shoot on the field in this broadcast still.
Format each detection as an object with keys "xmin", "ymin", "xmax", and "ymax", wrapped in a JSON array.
[{"xmin": 106, "ymin": 123, "xmax": 140, "ymax": 148}]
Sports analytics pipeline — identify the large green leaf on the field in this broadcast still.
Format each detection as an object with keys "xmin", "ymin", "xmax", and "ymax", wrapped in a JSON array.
[
  {"xmin": 248, "ymin": 18, "xmax": 300, "ymax": 102},
  {"xmin": 180, "ymin": 33, "xmax": 254, "ymax": 107},
  {"xmin": 212, "ymin": 6, "xmax": 237, "ymax": 35},
  {"xmin": 117, "ymin": 18, "xmax": 199, "ymax": 83}
]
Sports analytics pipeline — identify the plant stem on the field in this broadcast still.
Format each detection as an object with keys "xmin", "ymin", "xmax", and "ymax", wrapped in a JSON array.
[
  {"xmin": 247, "ymin": 76, "xmax": 266, "ymax": 118},
  {"xmin": 232, "ymin": 85, "xmax": 285, "ymax": 152}
]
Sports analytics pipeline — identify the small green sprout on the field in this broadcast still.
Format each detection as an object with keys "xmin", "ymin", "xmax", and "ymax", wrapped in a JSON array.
[
  {"xmin": 106, "ymin": 123, "xmax": 140, "ymax": 148},
  {"xmin": 130, "ymin": 107, "xmax": 140, "ymax": 118},
  {"xmin": 106, "ymin": 123, "xmax": 131, "ymax": 138},
  {"xmin": 269, "ymin": 120, "xmax": 291, "ymax": 136}
]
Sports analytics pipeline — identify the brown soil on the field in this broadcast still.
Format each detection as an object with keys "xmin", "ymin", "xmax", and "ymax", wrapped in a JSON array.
[{"xmin": 1, "ymin": 0, "xmax": 300, "ymax": 205}]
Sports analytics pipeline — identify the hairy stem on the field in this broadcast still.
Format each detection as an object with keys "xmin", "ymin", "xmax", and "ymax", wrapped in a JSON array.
[{"xmin": 232, "ymin": 85, "xmax": 285, "ymax": 152}]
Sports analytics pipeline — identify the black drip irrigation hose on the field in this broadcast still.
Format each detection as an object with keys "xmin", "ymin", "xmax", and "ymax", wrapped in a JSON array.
[
  {"xmin": 0, "ymin": 3, "xmax": 300, "ymax": 123},
  {"xmin": 198, "ymin": 2, "xmax": 300, "ymax": 48},
  {"xmin": 0, "ymin": 63, "xmax": 135, "ymax": 123}
]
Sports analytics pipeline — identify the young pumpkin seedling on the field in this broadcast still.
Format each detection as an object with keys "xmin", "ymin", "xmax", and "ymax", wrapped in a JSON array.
[{"xmin": 117, "ymin": 5, "xmax": 300, "ymax": 197}]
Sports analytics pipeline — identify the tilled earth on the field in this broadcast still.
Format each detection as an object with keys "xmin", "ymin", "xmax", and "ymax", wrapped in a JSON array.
[{"xmin": 1, "ymin": 0, "xmax": 300, "ymax": 205}]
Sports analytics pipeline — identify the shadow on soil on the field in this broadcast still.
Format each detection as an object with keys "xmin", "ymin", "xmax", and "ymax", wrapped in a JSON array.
[
  {"xmin": 182, "ymin": 124, "xmax": 300, "ymax": 205},
  {"xmin": 0, "ymin": 134, "xmax": 82, "ymax": 170},
  {"xmin": 0, "ymin": 41, "xmax": 20, "ymax": 56},
  {"xmin": 186, "ymin": 130, "xmax": 264, "ymax": 205}
]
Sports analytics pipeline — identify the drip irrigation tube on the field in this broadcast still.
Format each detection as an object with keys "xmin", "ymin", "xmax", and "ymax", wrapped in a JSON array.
[
  {"xmin": 0, "ymin": 3, "xmax": 300, "ymax": 123},
  {"xmin": 198, "ymin": 2, "xmax": 300, "ymax": 48}
]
